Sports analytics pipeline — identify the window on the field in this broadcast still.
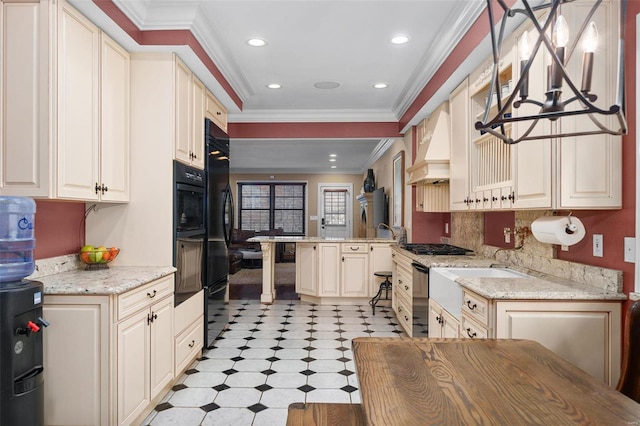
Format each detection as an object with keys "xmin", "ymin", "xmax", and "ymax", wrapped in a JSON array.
[
  {"xmin": 323, "ymin": 189, "xmax": 347, "ymax": 226},
  {"xmin": 238, "ymin": 183, "xmax": 306, "ymax": 235}
]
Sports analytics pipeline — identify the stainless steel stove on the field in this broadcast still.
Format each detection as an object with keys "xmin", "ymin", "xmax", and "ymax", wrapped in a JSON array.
[{"xmin": 401, "ymin": 243, "xmax": 473, "ymax": 256}]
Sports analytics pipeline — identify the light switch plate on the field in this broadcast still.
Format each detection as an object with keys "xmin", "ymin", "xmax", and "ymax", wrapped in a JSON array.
[
  {"xmin": 310, "ymin": 215, "xmax": 318, "ymax": 221},
  {"xmin": 624, "ymin": 237, "xmax": 636, "ymax": 263},
  {"xmin": 593, "ymin": 234, "xmax": 603, "ymax": 257}
]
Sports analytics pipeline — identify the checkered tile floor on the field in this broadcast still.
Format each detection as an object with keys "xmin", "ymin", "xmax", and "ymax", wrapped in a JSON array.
[{"xmin": 142, "ymin": 298, "xmax": 404, "ymax": 425}]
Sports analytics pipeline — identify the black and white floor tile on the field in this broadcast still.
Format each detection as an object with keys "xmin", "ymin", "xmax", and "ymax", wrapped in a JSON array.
[{"xmin": 142, "ymin": 298, "xmax": 404, "ymax": 425}]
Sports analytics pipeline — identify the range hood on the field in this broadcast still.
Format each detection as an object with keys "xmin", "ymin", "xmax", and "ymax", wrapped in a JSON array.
[{"xmin": 407, "ymin": 101, "xmax": 451, "ymax": 185}]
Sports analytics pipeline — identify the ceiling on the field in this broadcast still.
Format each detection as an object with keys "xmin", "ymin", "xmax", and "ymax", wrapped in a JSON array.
[{"xmin": 71, "ymin": 0, "xmax": 489, "ymax": 174}]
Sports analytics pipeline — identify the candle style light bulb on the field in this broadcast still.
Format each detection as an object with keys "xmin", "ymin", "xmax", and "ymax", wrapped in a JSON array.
[
  {"xmin": 581, "ymin": 22, "xmax": 598, "ymax": 93},
  {"xmin": 518, "ymin": 31, "xmax": 532, "ymax": 99},
  {"xmin": 553, "ymin": 15, "xmax": 569, "ymax": 48},
  {"xmin": 582, "ymin": 21, "xmax": 598, "ymax": 53}
]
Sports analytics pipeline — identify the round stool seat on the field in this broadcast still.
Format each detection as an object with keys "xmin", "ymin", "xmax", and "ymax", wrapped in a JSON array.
[{"xmin": 374, "ymin": 271, "xmax": 392, "ymax": 278}]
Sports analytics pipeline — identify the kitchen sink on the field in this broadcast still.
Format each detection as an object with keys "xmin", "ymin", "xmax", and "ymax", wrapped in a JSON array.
[{"xmin": 429, "ymin": 267, "xmax": 531, "ymax": 320}]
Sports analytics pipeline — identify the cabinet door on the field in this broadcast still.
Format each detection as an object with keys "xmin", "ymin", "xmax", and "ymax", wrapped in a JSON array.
[
  {"xmin": 117, "ymin": 309, "xmax": 150, "ymax": 426},
  {"xmin": 496, "ymin": 301, "xmax": 621, "ymax": 386},
  {"xmin": 341, "ymin": 253, "xmax": 368, "ymax": 297},
  {"xmin": 174, "ymin": 56, "xmax": 192, "ymax": 165},
  {"xmin": 295, "ymin": 243, "xmax": 317, "ymax": 296},
  {"xmin": 57, "ymin": 1, "xmax": 100, "ymax": 200},
  {"xmin": 0, "ymin": 1, "xmax": 52, "ymax": 197},
  {"xmin": 558, "ymin": 0, "xmax": 621, "ymax": 209},
  {"xmin": 205, "ymin": 89, "xmax": 228, "ymax": 133},
  {"xmin": 191, "ymin": 76, "xmax": 205, "ymax": 169},
  {"xmin": 449, "ymin": 78, "xmax": 470, "ymax": 211},
  {"xmin": 441, "ymin": 308, "xmax": 460, "ymax": 338},
  {"xmin": 149, "ymin": 296, "xmax": 174, "ymax": 399},
  {"xmin": 100, "ymin": 33, "xmax": 130, "ymax": 202},
  {"xmin": 370, "ymin": 243, "xmax": 392, "ymax": 296},
  {"xmin": 318, "ymin": 243, "xmax": 340, "ymax": 297},
  {"xmin": 428, "ymin": 300, "xmax": 442, "ymax": 338}
]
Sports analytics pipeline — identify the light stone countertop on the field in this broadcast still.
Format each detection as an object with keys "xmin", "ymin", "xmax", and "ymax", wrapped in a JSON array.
[
  {"xmin": 247, "ymin": 236, "xmax": 396, "ymax": 243},
  {"xmin": 391, "ymin": 246, "xmax": 626, "ymax": 302},
  {"xmin": 36, "ymin": 266, "xmax": 176, "ymax": 295}
]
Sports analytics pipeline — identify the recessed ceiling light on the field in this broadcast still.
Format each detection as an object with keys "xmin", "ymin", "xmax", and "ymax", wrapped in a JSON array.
[
  {"xmin": 331, "ymin": 165, "xmax": 337, "ymax": 169},
  {"xmin": 329, "ymin": 158, "xmax": 336, "ymax": 162},
  {"xmin": 267, "ymin": 83, "xmax": 282, "ymax": 89},
  {"xmin": 314, "ymin": 81, "xmax": 340, "ymax": 89},
  {"xmin": 373, "ymin": 83, "xmax": 389, "ymax": 89},
  {"xmin": 391, "ymin": 35, "xmax": 409, "ymax": 45},
  {"xmin": 247, "ymin": 38, "xmax": 266, "ymax": 47},
  {"xmin": 329, "ymin": 154, "xmax": 337, "ymax": 157}
]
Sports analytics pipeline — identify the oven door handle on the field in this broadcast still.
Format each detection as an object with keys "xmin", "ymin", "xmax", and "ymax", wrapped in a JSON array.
[
  {"xmin": 411, "ymin": 262, "xmax": 429, "ymax": 274},
  {"xmin": 222, "ymin": 183, "xmax": 233, "ymax": 247}
]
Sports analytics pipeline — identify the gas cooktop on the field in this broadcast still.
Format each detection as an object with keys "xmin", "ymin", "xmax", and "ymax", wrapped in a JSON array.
[{"xmin": 401, "ymin": 243, "xmax": 474, "ymax": 256}]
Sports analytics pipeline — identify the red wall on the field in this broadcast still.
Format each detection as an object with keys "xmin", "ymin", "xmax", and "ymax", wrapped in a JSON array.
[{"xmin": 33, "ymin": 201, "xmax": 85, "ymax": 259}]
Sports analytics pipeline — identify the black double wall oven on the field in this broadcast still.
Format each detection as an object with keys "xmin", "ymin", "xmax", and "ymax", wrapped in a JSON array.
[{"xmin": 173, "ymin": 161, "xmax": 206, "ymax": 307}]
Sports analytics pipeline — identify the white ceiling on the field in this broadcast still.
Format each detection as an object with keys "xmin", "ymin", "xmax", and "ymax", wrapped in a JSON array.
[{"xmin": 70, "ymin": 0, "xmax": 489, "ymax": 174}]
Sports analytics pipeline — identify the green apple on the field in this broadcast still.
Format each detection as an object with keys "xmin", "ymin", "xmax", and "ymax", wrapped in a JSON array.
[
  {"xmin": 81, "ymin": 245, "xmax": 95, "ymax": 252},
  {"xmin": 96, "ymin": 246, "xmax": 108, "ymax": 263}
]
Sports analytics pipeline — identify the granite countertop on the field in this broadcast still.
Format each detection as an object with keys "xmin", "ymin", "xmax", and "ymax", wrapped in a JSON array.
[
  {"xmin": 37, "ymin": 266, "xmax": 176, "ymax": 295},
  {"xmin": 391, "ymin": 246, "xmax": 626, "ymax": 302},
  {"xmin": 247, "ymin": 236, "xmax": 396, "ymax": 243}
]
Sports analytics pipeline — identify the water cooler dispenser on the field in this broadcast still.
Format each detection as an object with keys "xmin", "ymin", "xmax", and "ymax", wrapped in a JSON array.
[{"xmin": 0, "ymin": 197, "xmax": 48, "ymax": 426}]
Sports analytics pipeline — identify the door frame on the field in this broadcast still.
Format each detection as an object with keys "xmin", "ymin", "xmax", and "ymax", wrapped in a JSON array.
[{"xmin": 317, "ymin": 183, "xmax": 353, "ymax": 238}]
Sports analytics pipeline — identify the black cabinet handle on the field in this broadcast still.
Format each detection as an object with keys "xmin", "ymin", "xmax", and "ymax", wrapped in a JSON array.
[
  {"xmin": 466, "ymin": 328, "xmax": 477, "ymax": 338},
  {"xmin": 466, "ymin": 300, "xmax": 477, "ymax": 310},
  {"xmin": 147, "ymin": 290, "xmax": 157, "ymax": 299}
]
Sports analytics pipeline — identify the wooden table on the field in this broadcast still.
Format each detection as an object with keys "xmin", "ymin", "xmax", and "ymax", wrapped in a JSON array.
[{"xmin": 352, "ymin": 338, "xmax": 640, "ymax": 425}]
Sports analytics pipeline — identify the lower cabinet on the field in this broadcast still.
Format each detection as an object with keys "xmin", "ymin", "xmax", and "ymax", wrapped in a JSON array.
[
  {"xmin": 295, "ymin": 242, "xmax": 392, "ymax": 301},
  {"xmin": 428, "ymin": 299, "xmax": 459, "ymax": 338},
  {"xmin": 43, "ymin": 274, "xmax": 177, "ymax": 426},
  {"xmin": 174, "ymin": 290, "xmax": 204, "ymax": 375},
  {"xmin": 392, "ymin": 251, "xmax": 413, "ymax": 335}
]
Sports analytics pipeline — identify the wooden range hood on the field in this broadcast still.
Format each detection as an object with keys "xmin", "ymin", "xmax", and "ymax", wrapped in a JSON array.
[{"xmin": 407, "ymin": 101, "xmax": 451, "ymax": 185}]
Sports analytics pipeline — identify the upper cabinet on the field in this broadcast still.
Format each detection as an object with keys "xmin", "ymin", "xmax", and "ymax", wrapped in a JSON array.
[
  {"xmin": 448, "ymin": 0, "xmax": 621, "ymax": 211},
  {"xmin": 0, "ymin": 0, "xmax": 130, "ymax": 202},
  {"xmin": 205, "ymin": 90, "xmax": 228, "ymax": 133}
]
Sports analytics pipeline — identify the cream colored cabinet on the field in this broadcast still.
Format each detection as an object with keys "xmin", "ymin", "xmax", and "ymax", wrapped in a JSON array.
[
  {"xmin": 0, "ymin": 0, "xmax": 129, "ymax": 201},
  {"xmin": 174, "ymin": 290, "xmax": 204, "ymax": 375},
  {"xmin": 174, "ymin": 56, "xmax": 205, "ymax": 169},
  {"xmin": 296, "ymin": 243, "xmax": 318, "ymax": 296},
  {"xmin": 318, "ymin": 243, "xmax": 340, "ymax": 297},
  {"xmin": 341, "ymin": 243, "xmax": 369, "ymax": 297},
  {"xmin": 449, "ymin": 77, "xmax": 471, "ymax": 211},
  {"xmin": 428, "ymin": 299, "xmax": 459, "ymax": 338},
  {"xmin": 392, "ymin": 250, "xmax": 413, "ymax": 335},
  {"xmin": 495, "ymin": 300, "xmax": 621, "ymax": 386},
  {"xmin": 370, "ymin": 243, "xmax": 393, "ymax": 295},
  {"xmin": 460, "ymin": 287, "xmax": 621, "ymax": 386},
  {"xmin": 43, "ymin": 274, "xmax": 176, "ymax": 426},
  {"xmin": 205, "ymin": 89, "xmax": 228, "ymax": 133},
  {"xmin": 117, "ymin": 279, "xmax": 174, "ymax": 426}
]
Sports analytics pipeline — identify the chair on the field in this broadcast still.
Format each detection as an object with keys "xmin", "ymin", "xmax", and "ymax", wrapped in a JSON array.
[
  {"xmin": 369, "ymin": 271, "xmax": 392, "ymax": 315},
  {"xmin": 617, "ymin": 300, "xmax": 640, "ymax": 403}
]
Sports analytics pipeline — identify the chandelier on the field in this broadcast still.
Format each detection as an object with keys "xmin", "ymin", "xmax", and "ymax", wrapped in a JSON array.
[{"xmin": 476, "ymin": 0, "xmax": 628, "ymax": 144}]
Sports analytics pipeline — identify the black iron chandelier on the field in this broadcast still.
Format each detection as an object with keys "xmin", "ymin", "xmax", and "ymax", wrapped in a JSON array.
[{"xmin": 476, "ymin": 0, "xmax": 628, "ymax": 144}]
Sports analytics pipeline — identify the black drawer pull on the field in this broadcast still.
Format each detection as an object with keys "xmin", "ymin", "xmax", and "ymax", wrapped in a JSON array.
[
  {"xmin": 466, "ymin": 328, "xmax": 477, "ymax": 338},
  {"xmin": 466, "ymin": 300, "xmax": 477, "ymax": 310},
  {"xmin": 147, "ymin": 290, "xmax": 157, "ymax": 299}
]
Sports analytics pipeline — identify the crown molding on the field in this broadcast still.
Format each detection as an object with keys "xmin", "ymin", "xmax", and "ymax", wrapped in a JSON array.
[
  {"xmin": 363, "ymin": 138, "xmax": 397, "ymax": 169},
  {"xmin": 229, "ymin": 109, "xmax": 398, "ymax": 123}
]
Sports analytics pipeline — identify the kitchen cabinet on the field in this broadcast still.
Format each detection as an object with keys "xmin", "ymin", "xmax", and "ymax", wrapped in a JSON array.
[
  {"xmin": 318, "ymin": 243, "xmax": 340, "ymax": 297},
  {"xmin": 341, "ymin": 243, "xmax": 369, "ymax": 297},
  {"xmin": 449, "ymin": 77, "xmax": 471, "ymax": 211},
  {"xmin": 205, "ymin": 89, "xmax": 228, "ymax": 133},
  {"xmin": 174, "ymin": 56, "xmax": 205, "ymax": 169},
  {"xmin": 369, "ymin": 243, "xmax": 393, "ymax": 294},
  {"xmin": 296, "ymin": 243, "xmax": 318, "ymax": 296},
  {"xmin": 0, "ymin": 0, "xmax": 130, "ymax": 201},
  {"xmin": 427, "ymin": 298, "xmax": 459, "ymax": 338},
  {"xmin": 43, "ymin": 275, "xmax": 176, "ymax": 426},
  {"xmin": 174, "ymin": 290, "xmax": 204, "ymax": 375},
  {"xmin": 391, "ymin": 250, "xmax": 413, "ymax": 335},
  {"xmin": 459, "ymin": 287, "xmax": 621, "ymax": 386}
]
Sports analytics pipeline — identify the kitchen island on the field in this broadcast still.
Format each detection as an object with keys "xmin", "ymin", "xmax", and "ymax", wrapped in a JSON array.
[{"xmin": 248, "ymin": 236, "xmax": 396, "ymax": 304}]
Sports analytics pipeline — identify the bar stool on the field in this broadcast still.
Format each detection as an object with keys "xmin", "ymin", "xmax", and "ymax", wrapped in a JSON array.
[{"xmin": 369, "ymin": 271, "xmax": 392, "ymax": 315}]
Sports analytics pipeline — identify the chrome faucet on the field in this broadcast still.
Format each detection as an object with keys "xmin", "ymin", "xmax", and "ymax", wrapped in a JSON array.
[{"xmin": 377, "ymin": 223, "xmax": 396, "ymax": 240}]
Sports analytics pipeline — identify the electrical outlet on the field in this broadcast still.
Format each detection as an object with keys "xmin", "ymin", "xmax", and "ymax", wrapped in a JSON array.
[
  {"xmin": 624, "ymin": 237, "xmax": 636, "ymax": 263},
  {"xmin": 445, "ymin": 223, "xmax": 449, "ymax": 234},
  {"xmin": 593, "ymin": 234, "xmax": 603, "ymax": 257}
]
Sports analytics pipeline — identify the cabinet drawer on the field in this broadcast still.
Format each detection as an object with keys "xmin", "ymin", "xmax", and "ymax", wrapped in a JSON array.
[
  {"xmin": 460, "ymin": 314, "xmax": 489, "ymax": 339},
  {"xmin": 462, "ymin": 290, "xmax": 490, "ymax": 327},
  {"xmin": 396, "ymin": 268, "xmax": 412, "ymax": 300},
  {"xmin": 116, "ymin": 275, "xmax": 174, "ymax": 321},
  {"xmin": 175, "ymin": 316, "xmax": 204, "ymax": 374},
  {"xmin": 174, "ymin": 290, "xmax": 204, "ymax": 335},
  {"xmin": 341, "ymin": 243, "xmax": 368, "ymax": 253}
]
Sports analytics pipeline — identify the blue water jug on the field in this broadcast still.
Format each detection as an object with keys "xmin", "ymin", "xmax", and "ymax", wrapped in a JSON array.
[{"xmin": 0, "ymin": 197, "xmax": 36, "ymax": 283}]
